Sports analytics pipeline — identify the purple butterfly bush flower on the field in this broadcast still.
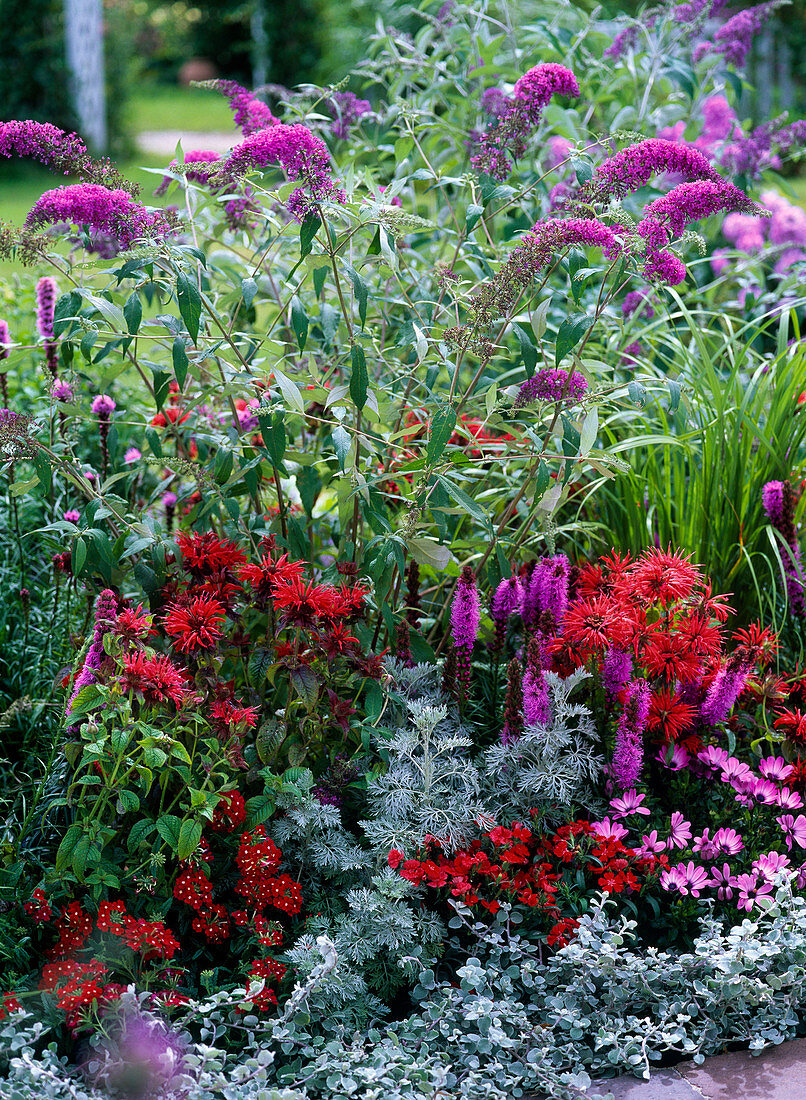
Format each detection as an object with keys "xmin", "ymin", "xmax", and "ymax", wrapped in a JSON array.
[
  {"xmin": 709, "ymin": 2, "xmax": 780, "ymax": 68},
  {"xmin": 63, "ymin": 509, "xmax": 80, "ymax": 524},
  {"xmin": 638, "ymin": 179, "xmax": 759, "ymax": 242},
  {"xmin": 472, "ymin": 63, "xmax": 580, "ymax": 180},
  {"xmin": 125, "ymin": 447, "xmax": 142, "ymax": 464},
  {"xmin": 0, "ymin": 120, "xmax": 134, "ymax": 191},
  {"xmin": 451, "ymin": 565, "xmax": 480, "ymax": 696},
  {"xmin": 514, "ymin": 368, "xmax": 588, "ymax": 408},
  {"xmin": 26, "ymin": 185, "xmax": 173, "ymax": 250},
  {"xmin": 611, "ymin": 678, "xmax": 651, "ymax": 790},
  {"xmin": 589, "ymin": 139, "xmax": 722, "ymax": 202},
  {"xmin": 329, "ymin": 92, "xmax": 373, "ymax": 140},
  {"xmin": 210, "ymin": 79, "xmax": 279, "ymax": 135},
  {"xmin": 224, "ymin": 124, "xmax": 345, "ymax": 220},
  {"xmin": 621, "ymin": 288, "xmax": 655, "ymax": 320},
  {"xmin": 604, "ymin": 25, "xmax": 640, "ymax": 61},
  {"xmin": 481, "ymin": 87, "xmax": 511, "ymax": 119}
]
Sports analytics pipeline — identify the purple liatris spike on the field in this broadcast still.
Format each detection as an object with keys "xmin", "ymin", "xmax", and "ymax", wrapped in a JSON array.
[
  {"xmin": 35, "ymin": 277, "xmax": 57, "ymax": 341},
  {"xmin": 603, "ymin": 647, "xmax": 632, "ymax": 698},
  {"xmin": 490, "ymin": 574, "xmax": 524, "ymax": 651},
  {"xmin": 501, "ymin": 656, "xmax": 523, "ymax": 743},
  {"xmin": 763, "ymin": 479, "xmax": 805, "ymax": 615},
  {"xmin": 611, "ymin": 679, "xmax": 651, "ymax": 790},
  {"xmin": 700, "ymin": 654, "xmax": 751, "ymax": 725},
  {"xmin": 537, "ymin": 553, "xmax": 570, "ymax": 633},
  {"xmin": 67, "ymin": 589, "xmax": 118, "ymax": 719},
  {"xmin": 523, "ymin": 636, "xmax": 550, "ymax": 727},
  {"xmin": 451, "ymin": 564, "xmax": 480, "ymax": 696}
]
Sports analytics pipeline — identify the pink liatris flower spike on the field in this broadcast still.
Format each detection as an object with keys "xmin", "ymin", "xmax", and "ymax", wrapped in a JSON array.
[
  {"xmin": 451, "ymin": 564, "xmax": 480, "ymax": 700},
  {"xmin": 611, "ymin": 678, "xmax": 651, "ymax": 790}
]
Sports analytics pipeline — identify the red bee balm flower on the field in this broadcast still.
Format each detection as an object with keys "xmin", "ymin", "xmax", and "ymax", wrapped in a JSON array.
[
  {"xmin": 628, "ymin": 547, "xmax": 700, "ymax": 605},
  {"xmin": 270, "ymin": 577, "xmax": 338, "ymax": 628},
  {"xmin": 164, "ymin": 595, "xmax": 226, "ymax": 651},
  {"xmin": 176, "ymin": 531, "xmax": 247, "ymax": 576},
  {"xmin": 119, "ymin": 652, "xmax": 188, "ymax": 705}
]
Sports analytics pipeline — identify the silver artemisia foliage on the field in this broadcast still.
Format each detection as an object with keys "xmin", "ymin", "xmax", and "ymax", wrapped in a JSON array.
[
  {"xmin": 482, "ymin": 667, "xmax": 604, "ymax": 820},
  {"xmin": 362, "ymin": 669, "xmax": 490, "ymax": 853}
]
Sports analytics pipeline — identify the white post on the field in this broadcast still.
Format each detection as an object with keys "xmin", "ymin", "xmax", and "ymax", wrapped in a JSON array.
[{"xmin": 64, "ymin": 0, "xmax": 107, "ymax": 151}]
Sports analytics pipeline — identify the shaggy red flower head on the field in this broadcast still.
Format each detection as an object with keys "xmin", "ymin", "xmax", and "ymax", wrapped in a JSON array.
[
  {"xmin": 315, "ymin": 623, "xmax": 360, "ymax": 659},
  {"xmin": 677, "ymin": 612, "xmax": 722, "ymax": 659},
  {"xmin": 176, "ymin": 531, "xmax": 247, "ymax": 577},
  {"xmin": 326, "ymin": 582, "xmax": 369, "ymax": 621},
  {"xmin": 647, "ymin": 688, "xmax": 696, "ymax": 740},
  {"xmin": 732, "ymin": 622, "xmax": 779, "ymax": 666},
  {"xmin": 626, "ymin": 547, "xmax": 701, "ymax": 605},
  {"xmin": 270, "ymin": 576, "xmax": 339, "ymax": 628},
  {"xmin": 642, "ymin": 630, "xmax": 703, "ymax": 684},
  {"xmin": 119, "ymin": 652, "xmax": 189, "ymax": 705},
  {"xmin": 116, "ymin": 604, "xmax": 154, "ymax": 643},
  {"xmin": 211, "ymin": 698, "xmax": 260, "ymax": 732},
  {"xmin": 563, "ymin": 595, "xmax": 625, "ymax": 652},
  {"xmin": 238, "ymin": 551, "xmax": 307, "ymax": 609},
  {"xmin": 163, "ymin": 594, "xmax": 226, "ymax": 651},
  {"xmin": 775, "ymin": 709, "xmax": 806, "ymax": 746}
]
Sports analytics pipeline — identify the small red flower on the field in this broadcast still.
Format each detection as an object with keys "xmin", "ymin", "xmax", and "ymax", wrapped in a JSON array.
[
  {"xmin": 270, "ymin": 577, "xmax": 339, "ymax": 628},
  {"xmin": 210, "ymin": 789, "xmax": 247, "ymax": 834},
  {"xmin": 116, "ymin": 604, "xmax": 154, "ymax": 642},
  {"xmin": 24, "ymin": 888, "xmax": 52, "ymax": 924},
  {"xmin": 647, "ymin": 689, "xmax": 696, "ymax": 740},
  {"xmin": 164, "ymin": 594, "xmax": 226, "ymax": 651},
  {"xmin": 563, "ymin": 595, "xmax": 624, "ymax": 652},
  {"xmin": 775, "ymin": 709, "xmax": 806, "ymax": 746}
]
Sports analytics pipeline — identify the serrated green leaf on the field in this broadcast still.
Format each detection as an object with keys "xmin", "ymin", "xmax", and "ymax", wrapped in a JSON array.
[
  {"xmin": 426, "ymin": 406, "xmax": 456, "ymax": 466},
  {"xmin": 291, "ymin": 665, "xmax": 320, "ymax": 711},
  {"xmin": 156, "ymin": 814, "xmax": 182, "ymax": 851},
  {"xmin": 177, "ymin": 819, "xmax": 203, "ymax": 861}
]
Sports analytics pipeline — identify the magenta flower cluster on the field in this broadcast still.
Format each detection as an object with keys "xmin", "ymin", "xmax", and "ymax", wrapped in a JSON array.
[
  {"xmin": 472, "ymin": 64, "xmax": 580, "ymax": 181},
  {"xmin": 611, "ymin": 679, "xmax": 651, "ymax": 789},
  {"xmin": 451, "ymin": 565, "xmax": 480, "ymax": 695},
  {"xmin": 25, "ymin": 185, "xmax": 173, "ymax": 250},
  {"xmin": 329, "ymin": 92, "xmax": 372, "ymax": 140},
  {"xmin": 514, "ymin": 368, "xmax": 588, "ymax": 408},
  {"xmin": 212, "ymin": 79, "xmax": 278, "ymax": 135},
  {"xmin": 0, "ymin": 120, "xmax": 133, "ymax": 192},
  {"xmin": 224, "ymin": 124, "xmax": 346, "ymax": 219}
]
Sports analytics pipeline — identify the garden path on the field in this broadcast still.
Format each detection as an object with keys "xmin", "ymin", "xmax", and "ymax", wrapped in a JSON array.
[
  {"xmin": 137, "ymin": 131, "xmax": 236, "ymax": 156},
  {"xmin": 584, "ymin": 1037, "xmax": 806, "ymax": 1099}
]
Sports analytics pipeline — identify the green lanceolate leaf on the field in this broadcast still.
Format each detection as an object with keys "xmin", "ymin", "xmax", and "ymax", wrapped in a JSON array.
[
  {"xmin": 349, "ymin": 344, "xmax": 368, "ymax": 410},
  {"xmin": 172, "ymin": 336, "xmax": 189, "ymax": 390},
  {"xmin": 176, "ymin": 272, "xmax": 202, "ymax": 343},
  {"xmin": 291, "ymin": 296, "xmax": 308, "ymax": 352},
  {"xmin": 556, "ymin": 315, "xmax": 594, "ymax": 368}
]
